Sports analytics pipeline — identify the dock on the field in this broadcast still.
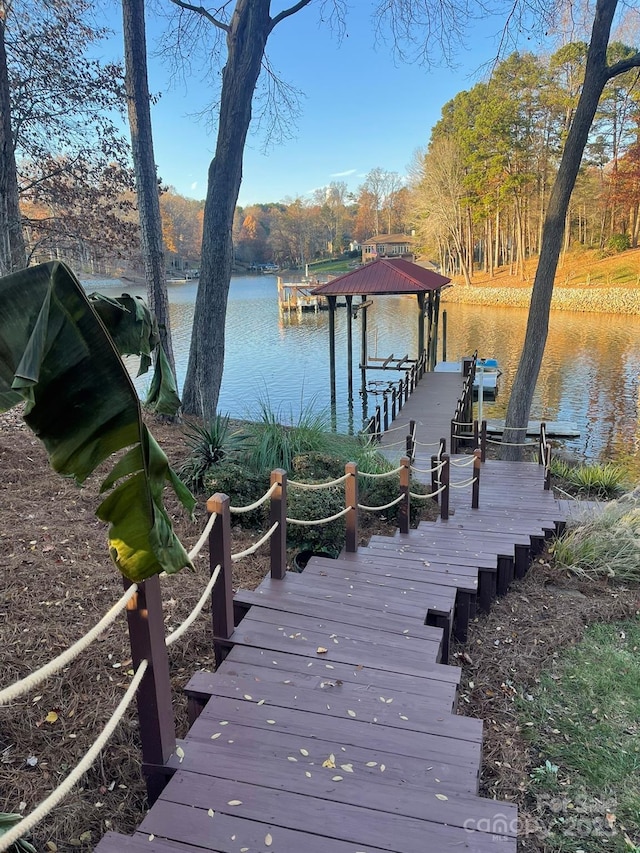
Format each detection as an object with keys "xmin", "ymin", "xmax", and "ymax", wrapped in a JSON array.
[
  {"xmin": 95, "ymin": 363, "xmax": 570, "ymax": 853},
  {"xmin": 485, "ymin": 419, "xmax": 580, "ymax": 438}
]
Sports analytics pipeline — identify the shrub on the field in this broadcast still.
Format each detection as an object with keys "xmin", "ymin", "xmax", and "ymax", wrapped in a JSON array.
[
  {"xmin": 550, "ymin": 457, "xmax": 627, "ymax": 498},
  {"xmin": 203, "ymin": 462, "xmax": 269, "ymax": 528},
  {"xmin": 292, "ymin": 452, "xmax": 345, "ymax": 480},
  {"xmin": 178, "ymin": 414, "xmax": 244, "ymax": 492},
  {"xmin": 605, "ymin": 233, "xmax": 631, "ymax": 254},
  {"xmin": 286, "ymin": 486, "xmax": 345, "ymax": 558},
  {"xmin": 552, "ymin": 488, "xmax": 640, "ymax": 582}
]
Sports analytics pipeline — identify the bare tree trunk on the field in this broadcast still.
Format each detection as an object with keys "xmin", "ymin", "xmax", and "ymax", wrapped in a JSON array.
[
  {"xmin": 122, "ymin": 0, "xmax": 176, "ymax": 377},
  {"xmin": 501, "ymin": 0, "xmax": 631, "ymax": 459},
  {"xmin": 182, "ymin": 0, "xmax": 272, "ymax": 419},
  {"xmin": 0, "ymin": 13, "xmax": 26, "ymax": 274}
]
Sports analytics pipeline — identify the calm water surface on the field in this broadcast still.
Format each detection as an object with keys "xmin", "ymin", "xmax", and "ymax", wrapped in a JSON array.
[{"xmin": 86, "ymin": 276, "xmax": 640, "ymax": 476}]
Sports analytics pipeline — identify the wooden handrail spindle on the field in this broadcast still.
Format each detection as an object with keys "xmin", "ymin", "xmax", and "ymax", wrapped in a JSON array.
[
  {"xmin": 269, "ymin": 469, "xmax": 287, "ymax": 579},
  {"xmin": 440, "ymin": 454, "xmax": 450, "ymax": 520},
  {"xmin": 399, "ymin": 456, "xmax": 410, "ymax": 535},
  {"xmin": 124, "ymin": 574, "xmax": 175, "ymax": 806},
  {"xmin": 207, "ymin": 493, "xmax": 234, "ymax": 668},
  {"xmin": 345, "ymin": 462, "xmax": 359, "ymax": 552},
  {"xmin": 472, "ymin": 448, "xmax": 481, "ymax": 509}
]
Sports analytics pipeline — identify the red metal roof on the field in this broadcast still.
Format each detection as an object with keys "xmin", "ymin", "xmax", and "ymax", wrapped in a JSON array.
[{"xmin": 311, "ymin": 258, "xmax": 450, "ymax": 296}]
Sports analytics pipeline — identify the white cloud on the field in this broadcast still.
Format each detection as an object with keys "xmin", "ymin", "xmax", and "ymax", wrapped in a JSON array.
[
  {"xmin": 330, "ymin": 169, "xmax": 357, "ymax": 177},
  {"xmin": 190, "ymin": 181, "xmax": 198, "ymax": 191}
]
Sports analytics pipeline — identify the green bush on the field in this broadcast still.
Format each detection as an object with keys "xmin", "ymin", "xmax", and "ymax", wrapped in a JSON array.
[
  {"xmin": 292, "ymin": 452, "xmax": 346, "ymax": 480},
  {"xmin": 605, "ymin": 233, "xmax": 631, "ymax": 253},
  {"xmin": 203, "ymin": 462, "xmax": 269, "ymax": 528},
  {"xmin": 178, "ymin": 414, "xmax": 244, "ymax": 492},
  {"xmin": 550, "ymin": 457, "xmax": 626, "ymax": 498},
  {"xmin": 286, "ymin": 486, "xmax": 345, "ymax": 558}
]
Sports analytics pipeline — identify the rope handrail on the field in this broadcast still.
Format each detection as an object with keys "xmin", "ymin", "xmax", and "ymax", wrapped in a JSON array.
[
  {"xmin": 0, "ymin": 583, "xmax": 139, "ymax": 706},
  {"xmin": 413, "ymin": 438, "xmax": 444, "ymax": 447},
  {"xmin": 409, "ymin": 483, "xmax": 446, "ymax": 500},
  {"xmin": 286, "ymin": 505, "xmax": 352, "ymax": 526},
  {"xmin": 451, "ymin": 419, "xmax": 474, "ymax": 428},
  {"xmin": 0, "ymin": 659, "xmax": 149, "ymax": 853},
  {"xmin": 231, "ymin": 522, "xmax": 279, "ymax": 562},
  {"xmin": 379, "ymin": 420, "xmax": 412, "ymax": 434},
  {"xmin": 288, "ymin": 472, "xmax": 352, "ymax": 490},
  {"xmin": 377, "ymin": 437, "xmax": 408, "ymax": 448},
  {"xmin": 486, "ymin": 438, "xmax": 538, "ymax": 447},
  {"xmin": 410, "ymin": 460, "xmax": 444, "ymax": 475},
  {"xmin": 358, "ymin": 494, "xmax": 404, "ymax": 512},
  {"xmin": 187, "ymin": 511, "xmax": 217, "ymax": 560},
  {"xmin": 165, "ymin": 564, "xmax": 222, "ymax": 647},
  {"xmin": 449, "ymin": 476, "xmax": 478, "ymax": 489},
  {"xmin": 229, "ymin": 482, "xmax": 278, "ymax": 514},
  {"xmin": 450, "ymin": 455, "xmax": 476, "ymax": 468},
  {"xmin": 358, "ymin": 465, "xmax": 404, "ymax": 480}
]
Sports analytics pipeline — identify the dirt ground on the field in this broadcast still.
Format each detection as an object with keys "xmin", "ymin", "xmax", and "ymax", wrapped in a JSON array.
[{"xmin": 0, "ymin": 411, "xmax": 637, "ymax": 852}]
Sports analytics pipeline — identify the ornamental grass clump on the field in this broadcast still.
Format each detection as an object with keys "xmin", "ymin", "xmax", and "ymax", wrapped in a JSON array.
[
  {"xmin": 553, "ymin": 488, "xmax": 640, "ymax": 582},
  {"xmin": 550, "ymin": 457, "xmax": 627, "ymax": 498}
]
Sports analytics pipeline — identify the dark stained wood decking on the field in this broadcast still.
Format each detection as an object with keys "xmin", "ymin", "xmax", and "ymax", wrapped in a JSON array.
[{"xmin": 97, "ymin": 368, "xmax": 567, "ymax": 853}]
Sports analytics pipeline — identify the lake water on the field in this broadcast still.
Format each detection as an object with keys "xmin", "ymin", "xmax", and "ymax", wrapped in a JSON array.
[{"xmin": 85, "ymin": 275, "xmax": 640, "ymax": 477}]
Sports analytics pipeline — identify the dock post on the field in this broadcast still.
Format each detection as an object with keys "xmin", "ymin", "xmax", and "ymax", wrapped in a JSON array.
[
  {"xmin": 328, "ymin": 295, "xmax": 337, "ymax": 410},
  {"xmin": 430, "ymin": 454, "xmax": 439, "ymax": 503},
  {"xmin": 207, "ymin": 493, "xmax": 234, "ymax": 668},
  {"xmin": 345, "ymin": 462, "xmax": 359, "ymax": 552},
  {"xmin": 124, "ymin": 574, "xmax": 176, "ymax": 806},
  {"xmin": 440, "ymin": 455, "xmax": 450, "ymax": 520},
  {"xmin": 472, "ymin": 449, "xmax": 481, "ymax": 509},
  {"xmin": 383, "ymin": 393, "xmax": 389, "ymax": 431},
  {"xmin": 480, "ymin": 420, "xmax": 487, "ymax": 462},
  {"xmin": 399, "ymin": 456, "xmax": 410, "ymax": 535},
  {"xmin": 269, "ymin": 469, "xmax": 287, "ymax": 580},
  {"xmin": 346, "ymin": 295, "xmax": 353, "ymax": 404},
  {"xmin": 442, "ymin": 310, "xmax": 447, "ymax": 362}
]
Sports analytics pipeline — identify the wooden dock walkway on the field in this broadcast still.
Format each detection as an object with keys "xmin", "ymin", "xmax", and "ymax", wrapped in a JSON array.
[{"xmin": 96, "ymin": 366, "xmax": 567, "ymax": 853}]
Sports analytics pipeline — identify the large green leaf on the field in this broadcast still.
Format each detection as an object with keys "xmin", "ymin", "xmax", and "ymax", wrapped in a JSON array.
[
  {"xmin": 0, "ymin": 261, "xmax": 195, "ymax": 582},
  {"xmin": 88, "ymin": 291, "xmax": 181, "ymax": 415}
]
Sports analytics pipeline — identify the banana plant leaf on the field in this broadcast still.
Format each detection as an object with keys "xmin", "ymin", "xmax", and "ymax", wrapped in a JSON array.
[
  {"xmin": 88, "ymin": 291, "xmax": 181, "ymax": 416},
  {"xmin": 0, "ymin": 261, "xmax": 195, "ymax": 582}
]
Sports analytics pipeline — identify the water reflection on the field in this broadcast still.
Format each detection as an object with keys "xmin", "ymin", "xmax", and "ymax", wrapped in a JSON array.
[{"xmin": 85, "ymin": 276, "xmax": 640, "ymax": 475}]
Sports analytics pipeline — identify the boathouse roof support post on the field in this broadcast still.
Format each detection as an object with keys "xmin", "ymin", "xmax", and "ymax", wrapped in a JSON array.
[
  {"xmin": 360, "ymin": 294, "xmax": 368, "ymax": 398},
  {"xmin": 327, "ymin": 295, "xmax": 337, "ymax": 408},
  {"xmin": 417, "ymin": 292, "xmax": 426, "ymax": 361},
  {"xmin": 346, "ymin": 295, "xmax": 353, "ymax": 404}
]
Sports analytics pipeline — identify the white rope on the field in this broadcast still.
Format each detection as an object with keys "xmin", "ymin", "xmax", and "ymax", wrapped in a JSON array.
[
  {"xmin": 187, "ymin": 511, "xmax": 217, "ymax": 560},
  {"xmin": 358, "ymin": 466, "xmax": 404, "ymax": 479},
  {"xmin": 231, "ymin": 522, "xmax": 279, "ymax": 562},
  {"xmin": 288, "ymin": 472, "xmax": 351, "ymax": 490},
  {"xmin": 411, "ymin": 460, "xmax": 444, "ymax": 475},
  {"xmin": 450, "ymin": 455, "xmax": 476, "ymax": 468},
  {"xmin": 286, "ymin": 505, "xmax": 352, "ymax": 526},
  {"xmin": 379, "ymin": 420, "xmax": 412, "ymax": 434},
  {"xmin": 378, "ymin": 437, "xmax": 408, "ymax": 448},
  {"xmin": 451, "ymin": 420, "xmax": 473, "ymax": 427},
  {"xmin": 486, "ymin": 438, "xmax": 537, "ymax": 447},
  {"xmin": 409, "ymin": 483, "xmax": 446, "ymax": 499},
  {"xmin": 0, "ymin": 659, "xmax": 148, "ymax": 852},
  {"xmin": 449, "ymin": 476, "xmax": 477, "ymax": 489},
  {"xmin": 413, "ymin": 439, "xmax": 443, "ymax": 448},
  {"xmin": 165, "ymin": 564, "xmax": 221, "ymax": 647},
  {"xmin": 358, "ymin": 494, "xmax": 405, "ymax": 512},
  {"xmin": 229, "ymin": 482, "xmax": 278, "ymax": 514},
  {"xmin": 0, "ymin": 584, "xmax": 139, "ymax": 706}
]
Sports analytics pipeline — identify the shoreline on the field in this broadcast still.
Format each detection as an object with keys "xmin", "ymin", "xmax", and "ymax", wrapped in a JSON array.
[{"xmin": 441, "ymin": 282, "xmax": 640, "ymax": 314}]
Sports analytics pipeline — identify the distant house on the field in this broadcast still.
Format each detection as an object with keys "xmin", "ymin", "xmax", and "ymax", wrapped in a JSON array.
[{"xmin": 361, "ymin": 234, "xmax": 415, "ymax": 264}]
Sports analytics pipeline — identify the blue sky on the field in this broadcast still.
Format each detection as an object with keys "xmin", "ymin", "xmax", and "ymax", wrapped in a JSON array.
[{"xmin": 103, "ymin": 2, "xmax": 524, "ymax": 206}]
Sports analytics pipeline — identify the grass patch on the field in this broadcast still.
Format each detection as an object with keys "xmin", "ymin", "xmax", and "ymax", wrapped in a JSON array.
[
  {"xmin": 551, "ymin": 457, "xmax": 628, "ymax": 498},
  {"xmin": 519, "ymin": 620, "xmax": 640, "ymax": 852},
  {"xmin": 552, "ymin": 488, "xmax": 640, "ymax": 582}
]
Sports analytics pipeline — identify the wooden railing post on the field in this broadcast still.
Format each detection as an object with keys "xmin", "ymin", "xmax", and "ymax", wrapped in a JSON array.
[
  {"xmin": 440, "ymin": 454, "xmax": 450, "ymax": 520},
  {"xmin": 269, "ymin": 469, "xmax": 287, "ymax": 579},
  {"xmin": 544, "ymin": 444, "xmax": 552, "ymax": 490},
  {"xmin": 345, "ymin": 462, "xmax": 359, "ymax": 552},
  {"xmin": 391, "ymin": 387, "xmax": 397, "ymax": 421},
  {"xmin": 430, "ymin": 454, "xmax": 439, "ymax": 504},
  {"xmin": 480, "ymin": 420, "xmax": 487, "ymax": 462},
  {"xmin": 207, "ymin": 492, "xmax": 234, "ymax": 668},
  {"xmin": 472, "ymin": 448, "xmax": 482, "ymax": 509},
  {"xmin": 473, "ymin": 419, "xmax": 479, "ymax": 448},
  {"xmin": 383, "ymin": 393, "xmax": 389, "ymax": 431},
  {"xmin": 375, "ymin": 405, "xmax": 382, "ymax": 440},
  {"xmin": 404, "ymin": 373, "xmax": 410, "ymax": 403},
  {"xmin": 538, "ymin": 421, "xmax": 547, "ymax": 465},
  {"xmin": 397, "ymin": 378, "xmax": 404, "ymax": 412},
  {"xmin": 439, "ymin": 437, "xmax": 446, "ymax": 456},
  {"xmin": 399, "ymin": 456, "xmax": 410, "ymax": 535},
  {"xmin": 124, "ymin": 574, "xmax": 176, "ymax": 806},
  {"xmin": 450, "ymin": 413, "xmax": 457, "ymax": 455}
]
